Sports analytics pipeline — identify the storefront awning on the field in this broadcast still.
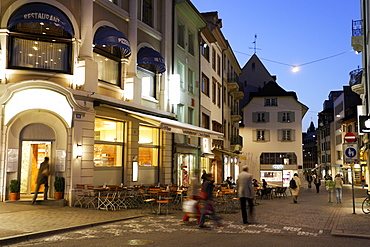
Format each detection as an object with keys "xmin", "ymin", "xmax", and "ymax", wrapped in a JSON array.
[
  {"xmin": 8, "ymin": 3, "xmax": 74, "ymax": 36},
  {"xmin": 94, "ymin": 26, "xmax": 131, "ymax": 58},
  {"xmin": 213, "ymin": 148, "xmax": 237, "ymax": 156},
  {"xmin": 137, "ymin": 47, "xmax": 166, "ymax": 74},
  {"xmin": 122, "ymin": 109, "xmax": 223, "ymax": 140}
]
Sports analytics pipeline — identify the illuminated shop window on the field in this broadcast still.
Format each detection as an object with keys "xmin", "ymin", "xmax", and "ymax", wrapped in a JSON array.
[
  {"xmin": 93, "ymin": 52, "xmax": 119, "ymax": 85},
  {"xmin": 138, "ymin": 125, "xmax": 159, "ymax": 167},
  {"xmin": 94, "ymin": 118, "xmax": 124, "ymax": 167},
  {"xmin": 7, "ymin": 3, "xmax": 73, "ymax": 73}
]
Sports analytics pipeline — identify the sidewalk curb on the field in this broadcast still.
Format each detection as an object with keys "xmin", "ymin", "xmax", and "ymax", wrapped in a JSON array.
[
  {"xmin": 0, "ymin": 215, "xmax": 144, "ymax": 245},
  {"xmin": 331, "ymin": 230, "xmax": 370, "ymax": 239}
]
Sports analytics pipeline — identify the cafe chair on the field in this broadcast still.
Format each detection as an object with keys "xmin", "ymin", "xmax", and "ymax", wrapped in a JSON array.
[
  {"xmin": 274, "ymin": 187, "xmax": 287, "ymax": 199},
  {"xmin": 156, "ymin": 191, "xmax": 171, "ymax": 215},
  {"xmin": 261, "ymin": 187, "xmax": 273, "ymax": 200},
  {"xmin": 84, "ymin": 185, "xmax": 97, "ymax": 208},
  {"xmin": 73, "ymin": 184, "xmax": 86, "ymax": 207}
]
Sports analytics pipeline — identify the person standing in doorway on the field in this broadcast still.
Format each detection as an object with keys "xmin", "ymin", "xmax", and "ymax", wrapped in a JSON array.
[
  {"xmin": 237, "ymin": 165, "xmax": 255, "ymax": 224},
  {"xmin": 32, "ymin": 157, "xmax": 50, "ymax": 204},
  {"xmin": 334, "ymin": 174, "xmax": 343, "ymax": 203}
]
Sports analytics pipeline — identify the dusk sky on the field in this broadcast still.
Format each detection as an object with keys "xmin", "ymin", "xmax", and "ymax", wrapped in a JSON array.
[{"xmin": 191, "ymin": 0, "xmax": 362, "ymax": 131}]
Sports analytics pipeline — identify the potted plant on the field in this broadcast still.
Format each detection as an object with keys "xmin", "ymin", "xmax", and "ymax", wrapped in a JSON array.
[
  {"xmin": 9, "ymin": 179, "xmax": 20, "ymax": 201},
  {"xmin": 54, "ymin": 176, "xmax": 65, "ymax": 199}
]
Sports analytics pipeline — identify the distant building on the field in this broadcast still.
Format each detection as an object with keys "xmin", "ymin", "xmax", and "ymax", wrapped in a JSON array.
[
  {"xmin": 239, "ymin": 80, "xmax": 308, "ymax": 186},
  {"xmin": 302, "ymin": 122, "xmax": 317, "ymax": 170}
]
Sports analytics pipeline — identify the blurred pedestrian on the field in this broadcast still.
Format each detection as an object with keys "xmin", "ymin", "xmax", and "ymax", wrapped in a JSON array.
[
  {"xmin": 325, "ymin": 176, "xmax": 335, "ymax": 203},
  {"xmin": 334, "ymin": 174, "xmax": 343, "ymax": 203},
  {"xmin": 361, "ymin": 176, "xmax": 366, "ymax": 189},
  {"xmin": 290, "ymin": 173, "xmax": 301, "ymax": 203},
  {"xmin": 262, "ymin": 179, "xmax": 267, "ymax": 189},
  {"xmin": 306, "ymin": 173, "xmax": 313, "ymax": 189},
  {"xmin": 183, "ymin": 169, "xmax": 201, "ymax": 224},
  {"xmin": 314, "ymin": 175, "xmax": 321, "ymax": 193},
  {"xmin": 199, "ymin": 173, "xmax": 225, "ymax": 228},
  {"xmin": 32, "ymin": 157, "xmax": 50, "ymax": 204},
  {"xmin": 237, "ymin": 165, "xmax": 255, "ymax": 224}
]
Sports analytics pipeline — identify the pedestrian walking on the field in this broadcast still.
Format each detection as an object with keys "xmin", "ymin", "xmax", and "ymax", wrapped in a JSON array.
[
  {"xmin": 334, "ymin": 174, "xmax": 343, "ymax": 203},
  {"xmin": 32, "ymin": 157, "xmax": 50, "ymax": 204},
  {"xmin": 199, "ymin": 173, "xmax": 225, "ymax": 228},
  {"xmin": 237, "ymin": 165, "xmax": 255, "ymax": 224},
  {"xmin": 183, "ymin": 169, "xmax": 201, "ymax": 224},
  {"xmin": 325, "ymin": 176, "xmax": 335, "ymax": 203},
  {"xmin": 314, "ymin": 175, "xmax": 321, "ymax": 193},
  {"xmin": 306, "ymin": 173, "xmax": 313, "ymax": 189},
  {"xmin": 289, "ymin": 173, "xmax": 301, "ymax": 203},
  {"xmin": 361, "ymin": 176, "xmax": 366, "ymax": 189}
]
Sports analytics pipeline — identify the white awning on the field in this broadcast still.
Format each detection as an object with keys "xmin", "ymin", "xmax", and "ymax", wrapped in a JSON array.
[{"xmin": 121, "ymin": 108, "xmax": 224, "ymax": 140}]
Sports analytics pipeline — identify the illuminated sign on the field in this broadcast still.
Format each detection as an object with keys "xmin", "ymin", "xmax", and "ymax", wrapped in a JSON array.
[
  {"xmin": 272, "ymin": 165, "xmax": 284, "ymax": 170},
  {"xmin": 4, "ymin": 88, "xmax": 73, "ymax": 127}
]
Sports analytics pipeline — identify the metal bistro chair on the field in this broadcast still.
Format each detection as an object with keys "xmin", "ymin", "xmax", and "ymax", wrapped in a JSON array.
[
  {"xmin": 261, "ymin": 187, "xmax": 273, "ymax": 200},
  {"xmin": 274, "ymin": 187, "xmax": 287, "ymax": 199},
  {"xmin": 156, "ymin": 191, "xmax": 171, "ymax": 215},
  {"xmin": 84, "ymin": 185, "xmax": 98, "ymax": 208},
  {"xmin": 74, "ymin": 184, "xmax": 86, "ymax": 207}
]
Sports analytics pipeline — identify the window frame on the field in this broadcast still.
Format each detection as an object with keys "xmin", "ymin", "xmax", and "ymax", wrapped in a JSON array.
[
  {"xmin": 202, "ymin": 73, "xmax": 210, "ymax": 96},
  {"xmin": 8, "ymin": 33, "xmax": 73, "ymax": 74}
]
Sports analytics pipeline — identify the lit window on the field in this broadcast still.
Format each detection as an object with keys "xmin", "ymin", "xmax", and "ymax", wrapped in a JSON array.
[
  {"xmin": 138, "ymin": 126, "xmax": 159, "ymax": 167},
  {"xmin": 94, "ymin": 118, "xmax": 124, "ymax": 167}
]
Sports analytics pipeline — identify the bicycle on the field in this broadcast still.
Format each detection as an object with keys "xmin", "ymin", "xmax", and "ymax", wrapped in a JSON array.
[{"xmin": 362, "ymin": 190, "xmax": 370, "ymax": 214}]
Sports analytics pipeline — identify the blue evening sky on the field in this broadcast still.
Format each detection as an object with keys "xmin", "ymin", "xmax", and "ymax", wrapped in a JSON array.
[{"xmin": 191, "ymin": 0, "xmax": 362, "ymax": 131}]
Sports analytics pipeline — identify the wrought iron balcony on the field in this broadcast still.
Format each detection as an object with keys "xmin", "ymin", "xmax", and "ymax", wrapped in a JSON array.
[
  {"xmin": 231, "ymin": 106, "xmax": 242, "ymax": 123},
  {"xmin": 352, "ymin": 20, "xmax": 363, "ymax": 52},
  {"xmin": 349, "ymin": 68, "xmax": 363, "ymax": 86},
  {"xmin": 230, "ymin": 135, "xmax": 243, "ymax": 146},
  {"xmin": 227, "ymin": 73, "xmax": 239, "ymax": 92}
]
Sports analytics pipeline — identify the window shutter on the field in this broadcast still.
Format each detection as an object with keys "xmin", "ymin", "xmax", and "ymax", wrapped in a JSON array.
[
  {"xmin": 291, "ymin": 129, "xmax": 295, "ymax": 141},
  {"xmin": 290, "ymin": 112, "xmax": 295, "ymax": 122},
  {"xmin": 278, "ymin": 112, "xmax": 283, "ymax": 122},
  {"xmin": 252, "ymin": 130, "xmax": 257, "ymax": 142},
  {"xmin": 277, "ymin": 129, "xmax": 282, "ymax": 141},
  {"xmin": 265, "ymin": 130, "xmax": 270, "ymax": 141},
  {"xmin": 265, "ymin": 112, "xmax": 270, "ymax": 122},
  {"xmin": 252, "ymin": 112, "xmax": 257, "ymax": 122}
]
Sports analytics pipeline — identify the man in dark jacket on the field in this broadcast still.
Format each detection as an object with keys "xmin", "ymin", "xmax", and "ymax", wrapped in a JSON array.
[{"xmin": 32, "ymin": 157, "xmax": 50, "ymax": 204}]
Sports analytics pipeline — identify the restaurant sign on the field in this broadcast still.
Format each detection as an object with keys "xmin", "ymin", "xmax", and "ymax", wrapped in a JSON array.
[{"xmin": 161, "ymin": 124, "xmax": 224, "ymax": 140}]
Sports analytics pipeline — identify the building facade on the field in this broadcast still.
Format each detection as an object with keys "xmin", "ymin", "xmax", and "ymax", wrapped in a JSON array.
[
  {"xmin": 240, "ymin": 81, "xmax": 308, "ymax": 186},
  {"xmin": 0, "ymin": 0, "xmax": 230, "ymax": 204}
]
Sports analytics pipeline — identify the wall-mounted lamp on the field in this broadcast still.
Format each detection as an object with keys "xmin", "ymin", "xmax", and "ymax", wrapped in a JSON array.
[{"xmin": 77, "ymin": 144, "xmax": 82, "ymax": 158}]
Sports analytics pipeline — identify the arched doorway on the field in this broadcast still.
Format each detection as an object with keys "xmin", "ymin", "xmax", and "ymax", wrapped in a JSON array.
[{"xmin": 20, "ymin": 124, "xmax": 55, "ymax": 199}]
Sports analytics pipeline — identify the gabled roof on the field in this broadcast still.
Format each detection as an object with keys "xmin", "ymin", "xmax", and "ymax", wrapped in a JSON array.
[
  {"xmin": 247, "ymin": 81, "xmax": 309, "ymax": 118},
  {"xmin": 249, "ymin": 81, "xmax": 297, "ymax": 100}
]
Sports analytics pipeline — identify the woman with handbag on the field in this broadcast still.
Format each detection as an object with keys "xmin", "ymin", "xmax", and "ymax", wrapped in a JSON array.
[
  {"xmin": 32, "ymin": 157, "xmax": 50, "ymax": 204},
  {"xmin": 198, "ymin": 173, "xmax": 225, "ymax": 228}
]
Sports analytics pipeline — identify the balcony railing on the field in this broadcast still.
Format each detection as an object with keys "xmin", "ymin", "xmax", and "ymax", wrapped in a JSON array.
[
  {"xmin": 352, "ymin": 20, "xmax": 363, "ymax": 36},
  {"xmin": 227, "ymin": 73, "xmax": 239, "ymax": 83},
  {"xmin": 230, "ymin": 135, "xmax": 243, "ymax": 146},
  {"xmin": 349, "ymin": 68, "xmax": 363, "ymax": 86},
  {"xmin": 231, "ymin": 106, "xmax": 241, "ymax": 116}
]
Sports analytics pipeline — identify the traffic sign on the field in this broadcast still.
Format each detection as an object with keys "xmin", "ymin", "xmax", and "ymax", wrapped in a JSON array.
[
  {"xmin": 343, "ymin": 142, "xmax": 358, "ymax": 163},
  {"xmin": 344, "ymin": 132, "xmax": 356, "ymax": 142}
]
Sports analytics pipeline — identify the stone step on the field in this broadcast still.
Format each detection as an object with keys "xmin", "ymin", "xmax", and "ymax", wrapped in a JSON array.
[{"xmin": 6, "ymin": 199, "xmax": 66, "ymax": 206}]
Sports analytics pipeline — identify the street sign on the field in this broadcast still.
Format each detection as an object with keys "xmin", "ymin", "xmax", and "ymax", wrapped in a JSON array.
[
  {"xmin": 344, "ymin": 132, "xmax": 356, "ymax": 142},
  {"xmin": 343, "ymin": 142, "xmax": 358, "ymax": 163}
]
